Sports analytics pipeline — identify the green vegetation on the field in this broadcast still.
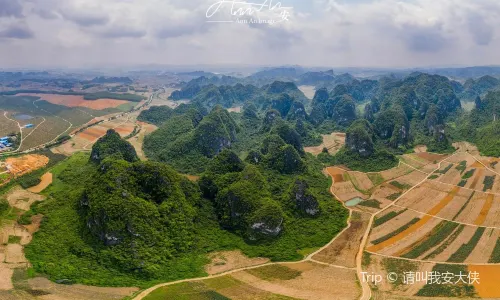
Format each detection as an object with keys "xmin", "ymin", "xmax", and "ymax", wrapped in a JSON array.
[
  {"xmin": 25, "ymin": 131, "xmax": 348, "ymax": 287},
  {"xmin": 428, "ymin": 174, "xmax": 439, "ymax": 180},
  {"xmin": 402, "ymin": 221, "xmax": 459, "ymax": 259},
  {"xmin": 321, "ymin": 148, "xmax": 398, "ymax": 173},
  {"xmin": 358, "ymin": 199, "xmax": 381, "ymax": 209},
  {"xmin": 371, "ymin": 218, "xmax": 420, "ymax": 245},
  {"xmin": 90, "ymin": 129, "xmax": 139, "ymax": 164},
  {"xmin": 390, "ymin": 181, "xmax": 411, "ymax": 190},
  {"xmin": 488, "ymin": 239, "xmax": 500, "ymax": 263},
  {"xmin": 245, "ymin": 264, "xmax": 302, "ymax": 281},
  {"xmin": 18, "ymin": 174, "xmax": 41, "ymax": 189},
  {"xmin": 381, "ymin": 258, "xmax": 419, "ymax": 287},
  {"xmin": 0, "ymin": 199, "xmax": 9, "ymax": 215},
  {"xmin": 144, "ymin": 282, "xmax": 230, "ymax": 300},
  {"xmin": 462, "ymin": 169, "xmax": 475, "ymax": 179},
  {"xmin": 455, "ymin": 161, "xmax": 467, "ymax": 173},
  {"xmin": 424, "ymin": 225, "xmax": 465, "ymax": 260},
  {"xmin": 436, "ymin": 164, "xmax": 453, "ymax": 174},
  {"xmin": 8, "ymin": 235, "xmax": 22, "ymax": 244},
  {"xmin": 416, "ymin": 264, "xmax": 476, "ymax": 297},
  {"xmin": 367, "ymin": 173, "xmax": 384, "ymax": 186},
  {"xmin": 447, "ymin": 227, "xmax": 485, "ymax": 262},
  {"xmin": 386, "ymin": 192, "xmax": 402, "ymax": 201},
  {"xmin": 374, "ymin": 209, "xmax": 407, "ymax": 227},
  {"xmin": 362, "ymin": 252, "xmax": 371, "ymax": 267},
  {"xmin": 483, "ymin": 175, "xmax": 496, "ymax": 191},
  {"xmin": 453, "ymin": 192, "xmax": 475, "ymax": 220},
  {"xmin": 0, "ymin": 199, "xmax": 19, "ymax": 225},
  {"xmin": 458, "ymin": 179, "xmax": 468, "ymax": 187}
]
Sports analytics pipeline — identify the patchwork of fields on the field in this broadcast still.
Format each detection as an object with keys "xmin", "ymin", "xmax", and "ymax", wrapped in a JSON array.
[{"xmin": 0, "ymin": 95, "xmax": 140, "ymax": 153}]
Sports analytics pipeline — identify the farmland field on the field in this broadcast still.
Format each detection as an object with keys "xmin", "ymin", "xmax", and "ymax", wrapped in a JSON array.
[
  {"xmin": 304, "ymin": 132, "xmax": 346, "ymax": 156},
  {"xmin": 18, "ymin": 93, "xmax": 133, "ymax": 110}
]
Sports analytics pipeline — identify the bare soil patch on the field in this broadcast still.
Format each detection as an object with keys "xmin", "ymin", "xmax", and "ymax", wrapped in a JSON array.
[
  {"xmin": 5, "ymin": 187, "xmax": 45, "ymax": 211},
  {"xmin": 416, "ymin": 152, "xmax": 448, "ymax": 162},
  {"xmin": 232, "ymin": 261, "xmax": 360, "ymax": 300},
  {"xmin": 205, "ymin": 251, "xmax": 269, "ymax": 275},
  {"xmin": 28, "ymin": 277, "xmax": 138, "ymax": 300},
  {"xmin": 227, "ymin": 106, "xmax": 242, "ymax": 113},
  {"xmin": 298, "ymin": 86, "xmax": 316, "ymax": 100},
  {"xmin": 414, "ymin": 145, "xmax": 428, "ymax": 153},
  {"xmin": 0, "ymin": 266, "xmax": 14, "ymax": 290},
  {"xmin": 304, "ymin": 132, "xmax": 345, "ymax": 156},
  {"xmin": 5, "ymin": 155, "xmax": 49, "ymax": 177},
  {"xmin": 27, "ymin": 172, "xmax": 52, "ymax": 194},
  {"xmin": 380, "ymin": 163, "xmax": 413, "ymax": 181},
  {"xmin": 19, "ymin": 93, "xmax": 130, "ymax": 110},
  {"xmin": 313, "ymin": 211, "xmax": 370, "ymax": 268},
  {"xmin": 5, "ymin": 244, "xmax": 27, "ymax": 264}
]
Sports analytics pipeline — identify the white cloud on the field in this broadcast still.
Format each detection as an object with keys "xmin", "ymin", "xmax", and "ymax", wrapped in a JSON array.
[{"xmin": 1, "ymin": 0, "xmax": 500, "ymax": 68}]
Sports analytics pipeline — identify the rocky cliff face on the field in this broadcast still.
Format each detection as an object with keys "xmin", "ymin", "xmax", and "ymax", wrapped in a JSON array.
[{"xmin": 291, "ymin": 179, "xmax": 320, "ymax": 216}]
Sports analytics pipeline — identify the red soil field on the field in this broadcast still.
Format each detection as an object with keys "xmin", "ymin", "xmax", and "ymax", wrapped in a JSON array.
[
  {"xmin": 416, "ymin": 152, "xmax": 447, "ymax": 162},
  {"xmin": 114, "ymin": 126, "xmax": 135, "ymax": 136},
  {"xmin": 19, "ymin": 93, "xmax": 130, "ymax": 110},
  {"xmin": 77, "ymin": 127, "xmax": 107, "ymax": 142}
]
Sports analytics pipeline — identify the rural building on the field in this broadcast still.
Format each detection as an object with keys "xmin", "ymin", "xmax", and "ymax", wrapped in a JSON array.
[{"xmin": 25, "ymin": 124, "xmax": 34, "ymax": 128}]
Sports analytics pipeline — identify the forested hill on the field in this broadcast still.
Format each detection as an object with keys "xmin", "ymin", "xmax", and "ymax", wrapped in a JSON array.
[
  {"xmin": 159, "ymin": 70, "xmax": 500, "ymax": 173},
  {"xmin": 25, "ymin": 121, "xmax": 347, "ymax": 287}
]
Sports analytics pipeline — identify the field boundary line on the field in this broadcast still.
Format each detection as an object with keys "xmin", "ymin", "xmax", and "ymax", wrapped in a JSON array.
[
  {"xmin": 391, "ymin": 203, "xmax": 500, "ymax": 230},
  {"xmin": 21, "ymin": 117, "xmax": 46, "ymax": 143},
  {"xmin": 434, "ymin": 179, "xmax": 500, "ymax": 197},
  {"xmin": 365, "ymin": 250, "xmax": 500, "ymax": 266}
]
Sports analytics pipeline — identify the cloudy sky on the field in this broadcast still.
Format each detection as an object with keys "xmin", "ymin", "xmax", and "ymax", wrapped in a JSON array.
[{"xmin": 0, "ymin": 0, "xmax": 499, "ymax": 69}]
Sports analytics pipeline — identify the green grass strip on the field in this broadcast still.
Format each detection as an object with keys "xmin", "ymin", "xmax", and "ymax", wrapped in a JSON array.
[
  {"xmin": 483, "ymin": 175, "xmax": 496, "ymax": 192},
  {"xmin": 417, "ymin": 264, "xmax": 476, "ymax": 297},
  {"xmin": 372, "ymin": 218, "xmax": 420, "ymax": 245},
  {"xmin": 402, "ymin": 221, "xmax": 459, "ymax": 259},
  {"xmin": 436, "ymin": 163, "xmax": 454, "ymax": 174},
  {"xmin": 424, "ymin": 225, "xmax": 465, "ymax": 260},
  {"xmin": 462, "ymin": 169, "xmax": 475, "ymax": 179},
  {"xmin": 488, "ymin": 238, "xmax": 500, "ymax": 263},
  {"xmin": 447, "ymin": 227, "xmax": 486, "ymax": 263},
  {"xmin": 367, "ymin": 173, "xmax": 384, "ymax": 186},
  {"xmin": 455, "ymin": 161, "xmax": 467, "ymax": 174},
  {"xmin": 390, "ymin": 181, "xmax": 412, "ymax": 190},
  {"xmin": 386, "ymin": 192, "xmax": 402, "ymax": 201},
  {"xmin": 452, "ymin": 192, "xmax": 475, "ymax": 221},
  {"xmin": 374, "ymin": 209, "xmax": 407, "ymax": 227},
  {"xmin": 359, "ymin": 199, "xmax": 381, "ymax": 209}
]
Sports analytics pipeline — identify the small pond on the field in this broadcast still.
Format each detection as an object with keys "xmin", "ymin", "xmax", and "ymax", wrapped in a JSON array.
[
  {"xmin": 13, "ymin": 114, "xmax": 34, "ymax": 120},
  {"xmin": 345, "ymin": 197, "xmax": 364, "ymax": 207}
]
